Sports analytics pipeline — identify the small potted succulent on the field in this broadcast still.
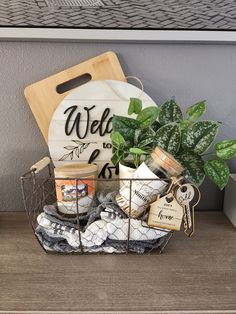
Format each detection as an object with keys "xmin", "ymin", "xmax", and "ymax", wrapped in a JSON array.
[{"xmin": 111, "ymin": 98, "xmax": 236, "ymax": 190}]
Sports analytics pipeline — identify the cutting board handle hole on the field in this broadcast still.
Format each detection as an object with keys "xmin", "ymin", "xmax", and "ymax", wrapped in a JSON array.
[{"xmin": 56, "ymin": 73, "xmax": 92, "ymax": 94}]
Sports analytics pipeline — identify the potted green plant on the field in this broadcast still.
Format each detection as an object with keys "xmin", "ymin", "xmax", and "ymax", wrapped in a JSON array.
[{"xmin": 111, "ymin": 98, "xmax": 236, "ymax": 190}]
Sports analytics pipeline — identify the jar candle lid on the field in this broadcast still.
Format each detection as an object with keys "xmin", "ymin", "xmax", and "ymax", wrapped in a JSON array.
[
  {"xmin": 54, "ymin": 163, "xmax": 98, "ymax": 178},
  {"xmin": 151, "ymin": 147, "xmax": 184, "ymax": 177}
]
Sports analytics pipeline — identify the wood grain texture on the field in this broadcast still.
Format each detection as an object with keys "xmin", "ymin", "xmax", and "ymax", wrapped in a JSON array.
[
  {"xmin": 24, "ymin": 51, "xmax": 126, "ymax": 142},
  {"xmin": 0, "ymin": 212, "xmax": 235, "ymax": 313}
]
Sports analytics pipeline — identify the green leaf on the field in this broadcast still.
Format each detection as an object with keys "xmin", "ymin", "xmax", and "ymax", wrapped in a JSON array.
[
  {"xmin": 186, "ymin": 100, "xmax": 206, "ymax": 122},
  {"xmin": 111, "ymin": 146, "xmax": 129, "ymax": 166},
  {"xmin": 139, "ymin": 139, "xmax": 154, "ymax": 150},
  {"xmin": 111, "ymin": 131, "xmax": 126, "ymax": 146},
  {"xmin": 155, "ymin": 123, "xmax": 181, "ymax": 155},
  {"xmin": 128, "ymin": 98, "xmax": 142, "ymax": 115},
  {"xmin": 112, "ymin": 115, "xmax": 141, "ymax": 142},
  {"xmin": 134, "ymin": 129, "xmax": 142, "ymax": 146},
  {"xmin": 111, "ymin": 153, "xmax": 120, "ymax": 166},
  {"xmin": 136, "ymin": 127, "xmax": 155, "ymax": 149},
  {"xmin": 129, "ymin": 147, "xmax": 149, "ymax": 155},
  {"xmin": 179, "ymin": 120, "xmax": 192, "ymax": 130},
  {"xmin": 159, "ymin": 99, "xmax": 183, "ymax": 125},
  {"xmin": 137, "ymin": 106, "xmax": 159, "ymax": 128},
  {"xmin": 214, "ymin": 139, "xmax": 236, "ymax": 160},
  {"xmin": 182, "ymin": 121, "xmax": 219, "ymax": 154},
  {"xmin": 177, "ymin": 151, "xmax": 205, "ymax": 186},
  {"xmin": 151, "ymin": 121, "xmax": 161, "ymax": 132},
  {"xmin": 204, "ymin": 159, "xmax": 230, "ymax": 190}
]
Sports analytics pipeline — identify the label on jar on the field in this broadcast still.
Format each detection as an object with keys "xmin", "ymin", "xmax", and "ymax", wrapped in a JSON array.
[
  {"xmin": 117, "ymin": 162, "xmax": 168, "ymax": 218},
  {"xmin": 55, "ymin": 176, "xmax": 96, "ymax": 215},
  {"xmin": 148, "ymin": 193, "xmax": 184, "ymax": 231}
]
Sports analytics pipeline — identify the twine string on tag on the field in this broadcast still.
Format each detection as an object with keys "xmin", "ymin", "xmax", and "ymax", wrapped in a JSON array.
[{"xmin": 166, "ymin": 176, "xmax": 184, "ymax": 194}]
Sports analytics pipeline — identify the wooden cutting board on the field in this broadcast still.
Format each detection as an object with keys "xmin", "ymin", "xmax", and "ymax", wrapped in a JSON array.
[{"xmin": 24, "ymin": 51, "xmax": 126, "ymax": 142}]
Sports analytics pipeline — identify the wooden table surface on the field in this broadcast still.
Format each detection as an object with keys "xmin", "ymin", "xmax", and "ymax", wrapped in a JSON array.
[{"xmin": 0, "ymin": 212, "xmax": 235, "ymax": 314}]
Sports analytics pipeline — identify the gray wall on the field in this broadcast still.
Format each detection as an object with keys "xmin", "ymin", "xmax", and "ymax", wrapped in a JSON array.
[{"xmin": 1, "ymin": 41, "xmax": 236, "ymax": 212}]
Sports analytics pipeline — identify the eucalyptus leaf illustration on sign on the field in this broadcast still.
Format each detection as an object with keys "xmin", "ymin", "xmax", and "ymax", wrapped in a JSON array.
[{"xmin": 59, "ymin": 140, "xmax": 97, "ymax": 161}]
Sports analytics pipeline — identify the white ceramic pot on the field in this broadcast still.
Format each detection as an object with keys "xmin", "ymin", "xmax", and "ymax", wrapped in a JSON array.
[
  {"xmin": 119, "ymin": 162, "xmax": 136, "ymax": 188},
  {"xmin": 117, "ymin": 162, "xmax": 168, "ymax": 218},
  {"xmin": 224, "ymin": 174, "xmax": 236, "ymax": 228}
]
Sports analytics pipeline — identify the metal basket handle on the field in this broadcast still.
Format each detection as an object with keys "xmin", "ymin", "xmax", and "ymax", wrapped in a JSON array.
[{"xmin": 30, "ymin": 157, "xmax": 51, "ymax": 174}]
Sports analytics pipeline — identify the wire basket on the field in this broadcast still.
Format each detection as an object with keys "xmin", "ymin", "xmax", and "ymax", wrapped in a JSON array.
[{"xmin": 21, "ymin": 157, "xmax": 174, "ymax": 254}]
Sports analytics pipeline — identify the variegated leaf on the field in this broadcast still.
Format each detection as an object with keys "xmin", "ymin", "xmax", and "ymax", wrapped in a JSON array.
[
  {"xmin": 182, "ymin": 121, "xmax": 219, "ymax": 154},
  {"xmin": 180, "ymin": 120, "xmax": 192, "ymax": 130},
  {"xmin": 112, "ymin": 115, "xmax": 141, "ymax": 143},
  {"xmin": 138, "ymin": 127, "xmax": 155, "ymax": 149},
  {"xmin": 214, "ymin": 139, "xmax": 236, "ymax": 160},
  {"xmin": 111, "ymin": 131, "xmax": 126, "ymax": 146},
  {"xmin": 129, "ymin": 147, "xmax": 149, "ymax": 155},
  {"xmin": 158, "ymin": 99, "xmax": 183, "ymax": 125},
  {"xmin": 186, "ymin": 100, "xmax": 206, "ymax": 122},
  {"xmin": 204, "ymin": 159, "xmax": 230, "ymax": 190},
  {"xmin": 177, "ymin": 151, "xmax": 205, "ymax": 186},
  {"xmin": 155, "ymin": 123, "xmax": 181, "ymax": 155},
  {"xmin": 137, "ymin": 106, "xmax": 159, "ymax": 128}
]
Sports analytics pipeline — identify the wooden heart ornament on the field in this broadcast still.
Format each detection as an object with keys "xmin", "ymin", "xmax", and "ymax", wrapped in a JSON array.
[{"xmin": 48, "ymin": 80, "xmax": 158, "ymax": 179}]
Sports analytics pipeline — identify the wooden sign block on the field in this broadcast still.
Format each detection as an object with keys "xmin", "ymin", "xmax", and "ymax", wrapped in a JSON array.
[
  {"xmin": 48, "ymin": 80, "xmax": 158, "ymax": 179},
  {"xmin": 24, "ymin": 51, "xmax": 126, "ymax": 142},
  {"xmin": 148, "ymin": 193, "xmax": 184, "ymax": 231}
]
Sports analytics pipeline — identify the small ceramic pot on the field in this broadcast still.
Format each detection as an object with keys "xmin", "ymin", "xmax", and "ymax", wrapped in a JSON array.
[
  {"xmin": 117, "ymin": 161, "xmax": 168, "ymax": 218},
  {"xmin": 119, "ymin": 162, "xmax": 136, "ymax": 188}
]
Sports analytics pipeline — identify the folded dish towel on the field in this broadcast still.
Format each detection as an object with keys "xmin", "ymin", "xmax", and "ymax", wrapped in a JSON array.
[
  {"xmin": 35, "ymin": 190, "xmax": 169, "ymax": 253},
  {"xmin": 36, "ymin": 224, "xmax": 166, "ymax": 254}
]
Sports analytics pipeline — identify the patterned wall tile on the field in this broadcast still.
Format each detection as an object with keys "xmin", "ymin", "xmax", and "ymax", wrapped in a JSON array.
[{"xmin": 0, "ymin": 0, "xmax": 235, "ymax": 29}]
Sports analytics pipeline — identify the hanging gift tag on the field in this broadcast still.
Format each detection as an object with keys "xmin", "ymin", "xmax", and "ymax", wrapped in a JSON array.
[
  {"xmin": 147, "ymin": 192, "xmax": 184, "ymax": 231},
  {"xmin": 175, "ymin": 183, "xmax": 201, "ymax": 237}
]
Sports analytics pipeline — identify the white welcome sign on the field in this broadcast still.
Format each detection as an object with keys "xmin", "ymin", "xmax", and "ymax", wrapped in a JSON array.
[{"xmin": 48, "ymin": 80, "xmax": 157, "ymax": 179}]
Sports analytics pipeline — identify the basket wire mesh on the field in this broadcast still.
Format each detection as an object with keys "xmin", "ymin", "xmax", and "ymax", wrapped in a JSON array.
[{"xmin": 21, "ymin": 159, "xmax": 173, "ymax": 254}]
